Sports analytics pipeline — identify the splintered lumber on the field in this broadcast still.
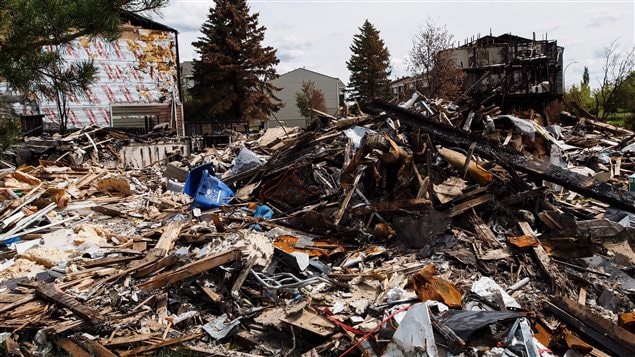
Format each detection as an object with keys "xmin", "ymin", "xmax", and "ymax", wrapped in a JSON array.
[
  {"xmin": 36, "ymin": 283, "xmax": 105, "ymax": 325},
  {"xmin": 154, "ymin": 221, "xmax": 183, "ymax": 255},
  {"xmin": 448, "ymin": 194, "xmax": 493, "ymax": 217},
  {"xmin": 101, "ymin": 333, "xmax": 158, "ymax": 347},
  {"xmin": 350, "ymin": 198, "xmax": 431, "ymax": 216},
  {"xmin": 518, "ymin": 221, "xmax": 565, "ymax": 289},
  {"xmin": 133, "ymin": 254, "xmax": 178, "ymax": 278},
  {"xmin": 231, "ymin": 256, "xmax": 258, "ymax": 298},
  {"xmin": 618, "ymin": 312, "xmax": 635, "ymax": 330},
  {"xmin": 119, "ymin": 332, "xmax": 204, "ymax": 356},
  {"xmin": 547, "ymin": 296, "xmax": 635, "ymax": 357},
  {"xmin": 137, "ymin": 249, "xmax": 241, "ymax": 291},
  {"xmin": 57, "ymin": 338, "xmax": 91, "ymax": 357},
  {"xmin": 0, "ymin": 295, "xmax": 35, "ymax": 314},
  {"xmin": 12, "ymin": 170, "xmax": 41, "ymax": 186},
  {"xmin": 81, "ymin": 339, "xmax": 117, "ymax": 357},
  {"xmin": 470, "ymin": 215, "xmax": 501, "ymax": 247},
  {"xmin": 198, "ymin": 282, "xmax": 222, "ymax": 303},
  {"xmin": 188, "ymin": 345, "xmax": 266, "ymax": 356},
  {"xmin": 365, "ymin": 101, "xmax": 635, "ymax": 213},
  {"xmin": 281, "ymin": 308, "xmax": 336, "ymax": 337},
  {"xmin": 83, "ymin": 255, "xmax": 139, "ymax": 268}
]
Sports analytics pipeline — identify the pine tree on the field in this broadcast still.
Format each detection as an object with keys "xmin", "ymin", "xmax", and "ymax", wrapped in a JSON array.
[
  {"xmin": 582, "ymin": 66, "xmax": 590, "ymax": 87},
  {"xmin": 346, "ymin": 20, "xmax": 391, "ymax": 102},
  {"xmin": 191, "ymin": 0, "xmax": 281, "ymax": 123}
]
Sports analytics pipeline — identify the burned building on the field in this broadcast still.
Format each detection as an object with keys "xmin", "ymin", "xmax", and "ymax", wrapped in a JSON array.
[{"xmin": 445, "ymin": 34, "xmax": 564, "ymax": 110}]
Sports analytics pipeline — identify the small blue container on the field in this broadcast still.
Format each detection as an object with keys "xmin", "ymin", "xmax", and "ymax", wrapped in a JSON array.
[
  {"xmin": 191, "ymin": 169, "xmax": 234, "ymax": 209},
  {"xmin": 184, "ymin": 163, "xmax": 216, "ymax": 197}
]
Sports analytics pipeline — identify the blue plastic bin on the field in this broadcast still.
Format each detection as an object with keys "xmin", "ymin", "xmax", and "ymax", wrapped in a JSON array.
[
  {"xmin": 191, "ymin": 169, "xmax": 234, "ymax": 209},
  {"xmin": 184, "ymin": 163, "xmax": 216, "ymax": 197}
]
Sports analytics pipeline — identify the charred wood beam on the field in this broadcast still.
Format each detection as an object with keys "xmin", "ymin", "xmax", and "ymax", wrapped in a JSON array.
[
  {"xmin": 364, "ymin": 101, "xmax": 635, "ymax": 214},
  {"xmin": 547, "ymin": 296, "xmax": 635, "ymax": 357}
]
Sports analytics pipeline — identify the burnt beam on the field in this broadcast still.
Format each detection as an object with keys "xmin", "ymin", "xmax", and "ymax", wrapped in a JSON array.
[{"xmin": 364, "ymin": 101, "xmax": 635, "ymax": 214}]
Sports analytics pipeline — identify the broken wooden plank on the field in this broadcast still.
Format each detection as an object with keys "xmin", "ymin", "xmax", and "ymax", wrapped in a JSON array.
[
  {"xmin": 154, "ymin": 221, "xmax": 183, "ymax": 255},
  {"xmin": 164, "ymin": 164, "xmax": 189, "ymax": 182},
  {"xmin": 133, "ymin": 254, "xmax": 178, "ymax": 278},
  {"xmin": 90, "ymin": 205, "xmax": 124, "ymax": 217},
  {"xmin": 199, "ymin": 286, "xmax": 222, "ymax": 303},
  {"xmin": 35, "ymin": 283, "xmax": 105, "ymax": 325},
  {"xmin": 118, "ymin": 332, "xmax": 204, "ymax": 356},
  {"xmin": 81, "ymin": 339, "xmax": 118, "ymax": 357},
  {"xmin": 231, "ymin": 256, "xmax": 257, "ymax": 298},
  {"xmin": 578, "ymin": 287, "xmax": 587, "ymax": 305},
  {"xmin": 470, "ymin": 214, "xmax": 502, "ymax": 247},
  {"xmin": 333, "ymin": 171, "xmax": 362, "ymax": 225},
  {"xmin": 447, "ymin": 194, "xmax": 493, "ymax": 217},
  {"xmin": 101, "ymin": 333, "xmax": 158, "ymax": 347},
  {"xmin": 57, "ymin": 338, "xmax": 91, "ymax": 357},
  {"xmin": 188, "ymin": 345, "xmax": 264, "ymax": 357},
  {"xmin": 281, "ymin": 309, "xmax": 336, "ymax": 337},
  {"xmin": 547, "ymin": 296, "xmax": 635, "ymax": 357},
  {"xmin": 350, "ymin": 198, "xmax": 432, "ymax": 216},
  {"xmin": 137, "ymin": 249, "xmax": 241, "ymax": 291},
  {"xmin": 83, "ymin": 255, "xmax": 139, "ymax": 268},
  {"xmin": 0, "ymin": 295, "xmax": 35, "ymax": 315},
  {"xmin": 12, "ymin": 170, "xmax": 41, "ymax": 186},
  {"xmin": 518, "ymin": 221, "xmax": 565, "ymax": 290}
]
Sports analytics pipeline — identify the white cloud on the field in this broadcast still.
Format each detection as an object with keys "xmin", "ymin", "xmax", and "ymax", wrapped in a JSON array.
[{"xmin": 156, "ymin": 0, "xmax": 634, "ymax": 88}]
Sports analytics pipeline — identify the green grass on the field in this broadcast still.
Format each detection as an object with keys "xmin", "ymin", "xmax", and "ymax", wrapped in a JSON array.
[{"xmin": 606, "ymin": 111, "xmax": 634, "ymax": 128}]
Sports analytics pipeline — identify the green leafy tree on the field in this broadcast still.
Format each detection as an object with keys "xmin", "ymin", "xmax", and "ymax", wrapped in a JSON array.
[
  {"xmin": 565, "ymin": 66, "xmax": 594, "ymax": 113},
  {"xmin": 614, "ymin": 71, "xmax": 635, "ymax": 111},
  {"xmin": 0, "ymin": 0, "xmax": 168, "ymax": 132},
  {"xmin": 594, "ymin": 40, "xmax": 635, "ymax": 120},
  {"xmin": 346, "ymin": 20, "xmax": 391, "ymax": 102},
  {"xmin": 0, "ymin": 103, "xmax": 20, "ymax": 155},
  {"xmin": 295, "ymin": 80, "xmax": 326, "ymax": 123},
  {"xmin": 191, "ymin": 0, "xmax": 281, "ymax": 123}
]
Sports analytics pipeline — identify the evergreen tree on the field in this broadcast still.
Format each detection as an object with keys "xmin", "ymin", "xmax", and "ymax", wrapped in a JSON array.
[
  {"xmin": 582, "ymin": 66, "xmax": 590, "ymax": 87},
  {"xmin": 191, "ymin": 0, "xmax": 281, "ymax": 123},
  {"xmin": 346, "ymin": 20, "xmax": 391, "ymax": 102}
]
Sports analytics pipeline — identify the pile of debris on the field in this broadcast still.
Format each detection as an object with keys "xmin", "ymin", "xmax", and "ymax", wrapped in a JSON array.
[
  {"xmin": 1, "ymin": 99, "xmax": 635, "ymax": 356},
  {"xmin": 10, "ymin": 124, "xmax": 192, "ymax": 170}
]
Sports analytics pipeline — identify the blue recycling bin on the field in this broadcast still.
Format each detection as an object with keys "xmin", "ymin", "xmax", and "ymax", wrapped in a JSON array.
[
  {"xmin": 190, "ymin": 169, "xmax": 234, "ymax": 209},
  {"xmin": 184, "ymin": 163, "xmax": 216, "ymax": 197}
]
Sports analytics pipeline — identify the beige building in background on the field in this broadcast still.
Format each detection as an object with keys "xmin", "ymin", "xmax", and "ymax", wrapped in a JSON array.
[{"xmin": 267, "ymin": 68, "xmax": 345, "ymax": 128}]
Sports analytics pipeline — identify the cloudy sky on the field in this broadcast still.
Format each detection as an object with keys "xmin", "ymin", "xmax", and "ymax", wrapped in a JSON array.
[{"xmin": 153, "ymin": 0, "xmax": 634, "ymax": 89}]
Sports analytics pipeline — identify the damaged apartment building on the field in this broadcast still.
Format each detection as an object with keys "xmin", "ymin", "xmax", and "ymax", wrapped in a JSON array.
[
  {"xmin": 1, "ymin": 12, "xmax": 184, "ymax": 136},
  {"xmin": 391, "ymin": 33, "xmax": 564, "ymax": 119},
  {"xmin": 447, "ymin": 33, "xmax": 564, "ymax": 113}
]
